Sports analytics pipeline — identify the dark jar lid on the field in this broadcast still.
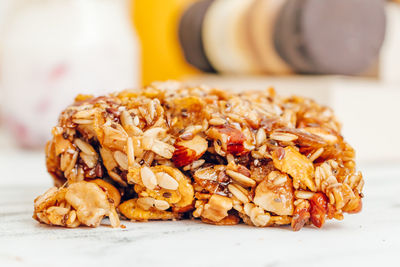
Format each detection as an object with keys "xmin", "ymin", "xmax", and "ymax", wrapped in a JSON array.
[
  {"xmin": 178, "ymin": 0, "xmax": 216, "ymax": 73},
  {"xmin": 274, "ymin": 0, "xmax": 386, "ymax": 75}
]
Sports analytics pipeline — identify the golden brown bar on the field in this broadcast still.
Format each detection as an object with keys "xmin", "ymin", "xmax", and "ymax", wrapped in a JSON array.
[{"xmin": 34, "ymin": 81, "xmax": 363, "ymax": 230}]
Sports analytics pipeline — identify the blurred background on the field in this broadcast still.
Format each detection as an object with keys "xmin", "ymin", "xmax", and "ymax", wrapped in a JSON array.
[{"xmin": 0, "ymin": 0, "xmax": 399, "ymax": 185}]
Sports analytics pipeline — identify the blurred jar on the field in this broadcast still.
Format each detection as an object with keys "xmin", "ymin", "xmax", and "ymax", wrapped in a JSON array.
[
  {"xmin": 0, "ymin": 0, "xmax": 140, "ymax": 148},
  {"xmin": 132, "ymin": 0, "xmax": 198, "ymax": 85}
]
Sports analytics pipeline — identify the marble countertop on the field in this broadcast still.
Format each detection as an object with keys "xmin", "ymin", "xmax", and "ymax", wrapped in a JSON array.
[{"xmin": 0, "ymin": 148, "xmax": 399, "ymax": 266}]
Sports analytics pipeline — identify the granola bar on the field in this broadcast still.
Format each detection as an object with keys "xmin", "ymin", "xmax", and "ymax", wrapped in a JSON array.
[{"xmin": 34, "ymin": 81, "xmax": 363, "ymax": 230}]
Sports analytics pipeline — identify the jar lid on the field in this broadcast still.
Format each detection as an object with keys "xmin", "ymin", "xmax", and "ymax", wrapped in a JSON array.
[
  {"xmin": 178, "ymin": 0, "xmax": 216, "ymax": 73},
  {"xmin": 245, "ymin": 0, "xmax": 293, "ymax": 75},
  {"xmin": 274, "ymin": 0, "xmax": 386, "ymax": 75},
  {"xmin": 202, "ymin": 0, "xmax": 260, "ymax": 74}
]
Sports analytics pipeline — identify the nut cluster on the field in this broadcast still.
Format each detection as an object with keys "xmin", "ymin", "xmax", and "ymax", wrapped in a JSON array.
[{"xmin": 35, "ymin": 81, "xmax": 363, "ymax": 230}]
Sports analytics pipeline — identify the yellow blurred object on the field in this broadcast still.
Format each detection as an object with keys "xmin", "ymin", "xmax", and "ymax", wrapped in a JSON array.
[{"xmin": 132, "ymin": 0, "xmax": 199, "ymax": 86}]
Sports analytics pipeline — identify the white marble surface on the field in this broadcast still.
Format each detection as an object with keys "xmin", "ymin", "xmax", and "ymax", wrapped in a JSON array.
[{"xmin": 0, "ymin": 157, "xmax": 399, "ymax": 267}]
